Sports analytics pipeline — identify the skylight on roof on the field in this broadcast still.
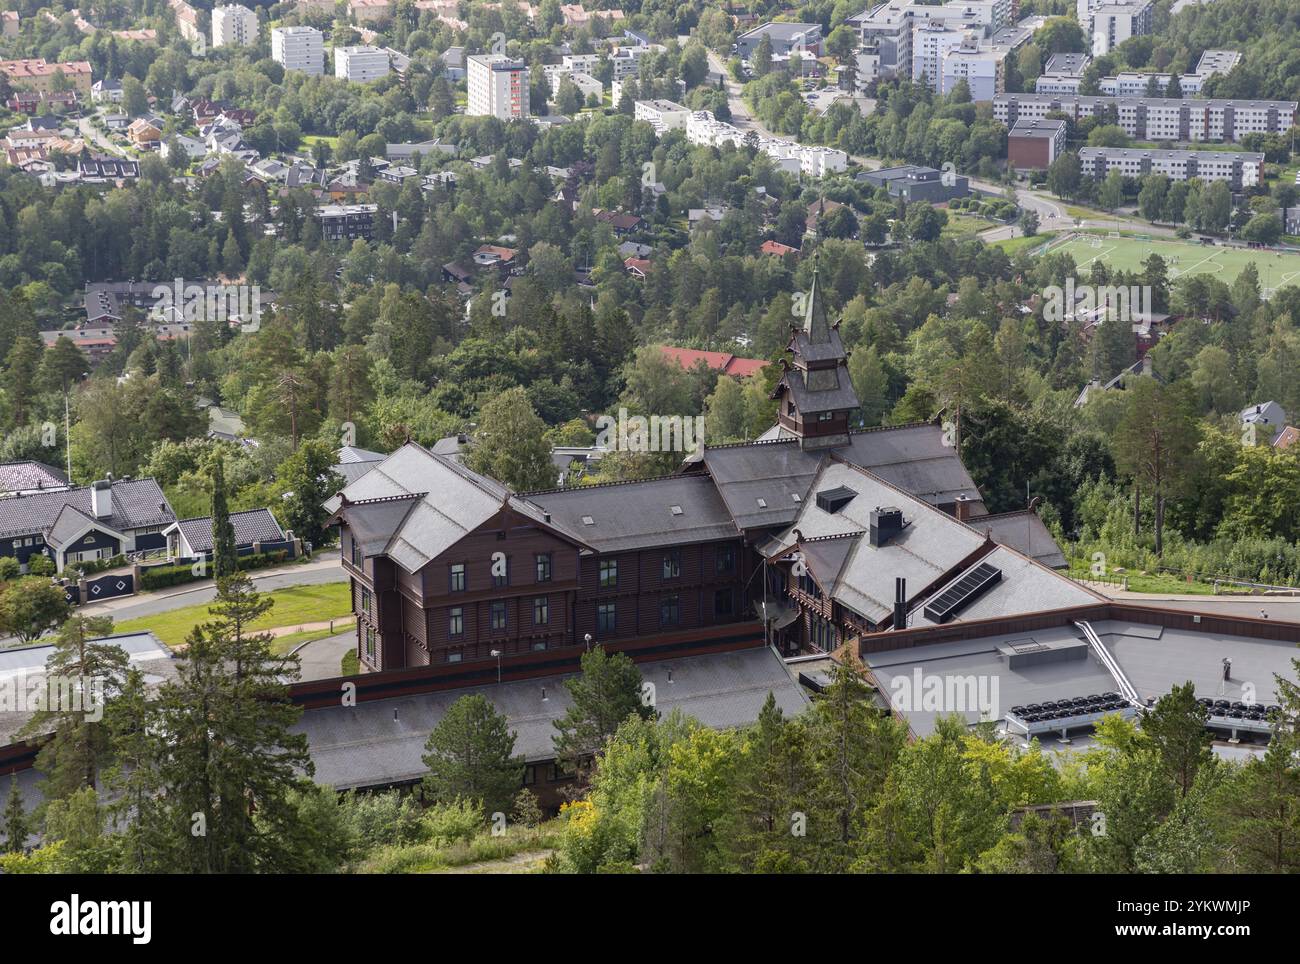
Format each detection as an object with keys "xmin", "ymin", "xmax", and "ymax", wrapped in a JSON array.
[
  {"xmin": 756, "ymin": 497, "xmax": 767, "ymax": 508},
  {"xmin": 581, "ymin": 515, "xmax": 594, "ymax": 525},
  {"xmin": 791, "ymin": 493, "xmax": 801, "ymax": 502},
  {"xmin": 670, "ymin": 505, "xmax": 683, "ymax": 515}
]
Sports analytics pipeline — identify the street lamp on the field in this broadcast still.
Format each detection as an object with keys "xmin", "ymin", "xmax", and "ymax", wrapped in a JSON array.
[
  {"xmin": 490, "ymin": 649, "xmax": 502, "ymax": 684},
  {"xmin": 583, "ymin": 633, "xmax": 592, "ymax": 652}
]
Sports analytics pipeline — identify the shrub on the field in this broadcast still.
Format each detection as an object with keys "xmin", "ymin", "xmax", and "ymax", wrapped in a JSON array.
[
  {"xmin": 0, "ymin": 557, "xmax": 19, "ymax": 581},
  {"xmin": 26, "ymin": 554, "xmax": 55, "ymax": 577},
  {"xmin": 421, "ymin": 798, "xmax": 484, "ymax": 847},
  {"xmin": 339, "ymin": 790, "xmax": 425, "ymax": 852},
  {"xmin": 341, "ymin": 649, "xmax": 359, "ymax": 676}
]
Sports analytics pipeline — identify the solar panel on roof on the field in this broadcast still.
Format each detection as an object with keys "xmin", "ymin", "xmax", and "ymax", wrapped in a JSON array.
[{"xmin": 923, "ymin": 562, "xmax": 1002, "ymax": 624}]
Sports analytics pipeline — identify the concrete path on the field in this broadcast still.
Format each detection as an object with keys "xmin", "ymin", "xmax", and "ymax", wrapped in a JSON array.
[{"xmin": 291, "ymin": 630, "xmax": 358, "ymax": 681}]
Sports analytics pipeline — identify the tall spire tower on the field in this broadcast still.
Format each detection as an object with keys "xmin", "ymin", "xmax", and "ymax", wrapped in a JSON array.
[{"xmin": 770, "ymin": 263, "xmax": 859, "ymax": 450}]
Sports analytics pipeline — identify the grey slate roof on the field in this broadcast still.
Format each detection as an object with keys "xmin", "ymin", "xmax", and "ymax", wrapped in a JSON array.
[
  {"xmin": 975, "ymin": 510, "xmax": 1068, "ymax": 569},
  {"xmin": 699, "ymin": 423, "xmax": 984, "ymax": 531},
  {"xmin": 525, "ymin": 474, "xmax": 739, "ymax": 553},
  {"xmin": 909, "ymin": 546, "xmax": 1098, "ymax": 628},
  {"xmin": 171, "ymin": 508, "xmax": 286, "ymax": 554},
  {"xmin": 325, "ymin": 443, "xmax": 570, "ymax": 574},
  {"xmin": 0, "ymin": 478, "xmax": 174, "ymax": 540},
  {"xmin": 46, "ymin": 504, "xmax": 123, "ymax": 549},
  {"xmin": 295, "ymin": 646, "xmax": 810, "ymax": 790},
  {"xmin": 0, "ymin": 460, "xmax": 68, "ymax": 494}
]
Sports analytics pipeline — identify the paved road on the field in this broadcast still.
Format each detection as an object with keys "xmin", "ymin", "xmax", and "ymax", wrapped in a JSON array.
[
  {"xmin": 292, "ymin": 629, "xmax": 357, "ymax": 681},
  {"xmin": 77, "ymin": 114, "xmax": 127, "ymax": 156}
]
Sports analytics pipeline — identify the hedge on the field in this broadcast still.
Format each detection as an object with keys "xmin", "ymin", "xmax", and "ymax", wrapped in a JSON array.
[{"xmin": 138, "ymin": 550, "xmax": 293, "ymax": 591}]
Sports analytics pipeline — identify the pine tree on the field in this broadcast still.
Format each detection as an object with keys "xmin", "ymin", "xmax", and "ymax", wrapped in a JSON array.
[
  {"xmin": 210, "ymin": 456, "xmax": 238, "ymax": 580},
  {"xmin": 137, "ymin": 618, "xmax": 313, "ymax": 873},
  {"xmin": 2, "ymin": 775, "xmax": 29, "ymax": 853},
  {"xmin": 552, "ymin": 646, "xmax": 655, "ymax": 774},
  {"xmin": 19, "ymin": 614, "xmax": 128, "ymax": 801},
  {"xmin": 421, "ymin": 694, "xmax": 524, "ymax": 817}
]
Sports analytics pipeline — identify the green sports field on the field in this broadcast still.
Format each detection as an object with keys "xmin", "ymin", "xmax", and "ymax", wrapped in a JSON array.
[{"xmin": 1047, "ymin": 233, "xmax": 1300, "ymax": 295}]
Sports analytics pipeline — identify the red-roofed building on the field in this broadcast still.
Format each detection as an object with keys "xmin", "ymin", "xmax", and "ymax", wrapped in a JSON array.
[
  {"xmin": 760, "ymin": 240, "xmax": 799, "ymax": 258},
  {"xmin": 1274, "ymin": 425, "xmax": 1299, "ymax": 450},
  {"xmin": 660, "ymin": 346, "xmax": 769, "ymax": 379},
  {"xmin": 623, "ymin": 256, "xmax": 652, "ymax": 279}
]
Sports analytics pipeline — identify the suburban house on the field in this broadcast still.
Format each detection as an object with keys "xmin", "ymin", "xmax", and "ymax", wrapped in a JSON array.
[
  {"xmin": 659, "ymin": 345, "xmax": 769, "ymax": 379},
  {"xmin": 162, "ymin": 507, "xmax": 290, "ymax": 560},
  {"xmin": 0, "ymin": 461, "xmax": 69, "ymax": 496},
  {"xmin": 325, "ymin": 273, "xmax": 1074, "ymax": 674},
  {"xmin": 127, "ymin": 117, "xmax": 162, "ymax": 148},
  {"xmin": 0, "ymin": 477, "xmax": 176, "ymax": 572},
  {"xmin": 1241, "ymin": 401, "xmax": 1287, "ymax": 444}
]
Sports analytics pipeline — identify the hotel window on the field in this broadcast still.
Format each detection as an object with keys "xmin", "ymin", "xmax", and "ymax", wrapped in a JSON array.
[
  {"xmin": 533, "ymin": 596, "xmax": 549, "ymax": 626},
  {"xmin": 448, "ymin": 607, "xmax": 463, "ymax": 637},
  {"xmin": 449, "ymin": 563, "xmax": 466, "ymax": 592},
  {"xmin": 490, "ymin": 601, "xmax": 507, "ymax": 632},
  {"xmin": 536, "ymin": 553, "xmax": 552, "ymax": 582},
  {"xmin": 716, "ymin": 545, "xmax": 735, "ymax": 574},
  {"xmin": 597, "ymin": 601, "xmax": 616, "ymax": 633},
  {"xmin": 818, "ymin": 412, "xmax": 834, "ymax": 422},
  {"xmin": 662, "ymin": 549, "xmax": 681, "ymax": 580},
  {"xmin": 448, "ymin": 648, "xmax": 463, "ymax": 663},
  {"xmin": 599, "ymin": 558, "xmax": 618, "ymax": 589},
  {"xmin": 349, "ymin": 537, "xmax": 362, "ymax": 567},
  {"xmin": 364, "ymin": 625, "xmax": 375, "ymax": 659},
  {"xmin": 715, "ymin": 588, "xmax": 734, "ymax": 616},
  {"xmin": 660, "ymin": 595, "xmax": 679, "ymax": 627},
  {"xmin": 361, "ymin": 588, "xmax": 371, "ymax": 616},
  {"xmin": 492, "ymin": 557, "xmax": 510, "ymax": 588}
]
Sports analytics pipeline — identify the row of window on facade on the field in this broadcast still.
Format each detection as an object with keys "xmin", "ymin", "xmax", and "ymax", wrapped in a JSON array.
[{"xmin": 350, "ymin": 541, "xmax": 738, "ymax": 591}]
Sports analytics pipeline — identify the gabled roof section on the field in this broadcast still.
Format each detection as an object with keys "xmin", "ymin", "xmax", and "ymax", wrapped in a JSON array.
[
  {"xmin": 325, "ymin": 443, "xmax": 589, "ymax": 574},
  {"xmin": 46, "ymin": 504, "xmax": 126, "ymax": 549},
  {"xmin": 169, "ymin": 508, "xmax": 287, "ymax": 555},
  {"xmin": 0, "ymin": 477, "xmax": 174, "ymax": 540},
  {"xmin": 975, "ymin": 510, "xmax": 1067, "ymax": 569},
  {"xmin": 768, "ymin": 459, "xmax": 988, "ymax": 623}
]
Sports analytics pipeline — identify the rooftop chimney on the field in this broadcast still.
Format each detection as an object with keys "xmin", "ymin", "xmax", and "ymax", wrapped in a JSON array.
[
  {"xmin": 90, "ymin": 479, "xmax": 112, "ymax": 519},
  {"xmin": 955, "ymin": 493, "xmax": 970, "ymax": 522},
  {"xmin": 893, "ymin": 577, "xmax": 907, "ymax": 630},
  {"xmin": 869, "ymin": 507, "xmax": 904, "ymax": 547}
]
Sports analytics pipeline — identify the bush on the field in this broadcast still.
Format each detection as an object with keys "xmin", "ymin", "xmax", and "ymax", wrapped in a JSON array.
[
  {"xmin": 421, "ymin": 798, "xmax": 484, "ymax": 848},
  {"xmin": 26, "ymin": 554, "xmax": 55, "ymax": 577},
  {"xmin": 138, "ymin": 550, "xmax": 293, "ymax": 591},
  {"xmin": 339, "ymin": 790, "xmax": 425, "ymax": 852},
  {"xmin": 64, "ymin": 554, "xmax": 125, "ymax": 577},
  {"xmin": 0, "ymin": 557, "xmax": 19, "ymax": 581},
  {"xmin": 341, "ymin": 649, "xmax": 359, "ymax": 676}
]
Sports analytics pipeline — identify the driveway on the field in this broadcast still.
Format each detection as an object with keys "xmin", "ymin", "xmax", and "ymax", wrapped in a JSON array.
[{"xmin": 291, "ymin": 629, "xmax": 358, "ymax": 681}]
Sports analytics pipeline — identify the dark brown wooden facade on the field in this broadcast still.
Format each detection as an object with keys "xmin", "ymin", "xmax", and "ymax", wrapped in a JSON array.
[{"xmin": 342, "ymin": 508, "xmax": 756, "ymax": 673}]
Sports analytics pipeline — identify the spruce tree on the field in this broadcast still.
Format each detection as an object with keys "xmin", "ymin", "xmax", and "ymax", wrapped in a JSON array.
[
  {"xmin": 421, "ymin": 694, "xmax": 524, "ymax": 818},
  {"xmin": 552, "ymin": 646, "xmax": 655, "ymax": 774},
  {"xmin": 210, "ymin": 456, "xmax": 238, "ymax": 579},
  {"xmin": 2, "ymin": 775, "xmax": 29, "ymax": 853}
]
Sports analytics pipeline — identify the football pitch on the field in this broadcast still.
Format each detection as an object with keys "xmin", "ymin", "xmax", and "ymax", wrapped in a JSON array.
[{"xmin": 1046, "ymin": 233, "xmax": 1300, "ymax": 295}]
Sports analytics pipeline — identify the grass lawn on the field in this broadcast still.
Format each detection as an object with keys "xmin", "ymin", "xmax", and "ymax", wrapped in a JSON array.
[
  {"xmin": 115, "ymin": 582, "xmax": 353, "ymax": 649},
  {"xmin": 1048, "ymin": 232, "xmax": 1300, "ymax": 293},
  {"xmin": 302, "ymin": 134, "xmax": 339, "ymax": 149},
  {"xmin": 942, "ymin": 212, "xmax": 996, "ymax": 237},
  {"xmin": 994, "ymin": 231, "xmax": 1056, "ymax": 256}
]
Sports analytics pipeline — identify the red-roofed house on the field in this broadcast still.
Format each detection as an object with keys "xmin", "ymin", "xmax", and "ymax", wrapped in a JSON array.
[
  {"xmin": 1274, "ymin": 425, "xmax": 1299, "ymax": 450},
  {"xmin": 623, "ymin": 256, "xmax": 652, "ymax": 279},
  {"xmin": 660, "ymin": 346, "xmax": 769, "ymax": 379},
  {"xmin": 760, "ymin": 240, "xmax": 799, "ymax": 257}
]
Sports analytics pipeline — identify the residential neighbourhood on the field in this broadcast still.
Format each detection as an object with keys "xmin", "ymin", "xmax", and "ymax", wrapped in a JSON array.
[{"xmin": 0, "ymin": 0, "xmax": 1298, "ymax": 906}]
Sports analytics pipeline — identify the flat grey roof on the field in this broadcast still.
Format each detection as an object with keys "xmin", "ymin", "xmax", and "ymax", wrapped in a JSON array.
[{"xmin": 295, "ymin": 646, "xmax": 810, "ymax": 789}]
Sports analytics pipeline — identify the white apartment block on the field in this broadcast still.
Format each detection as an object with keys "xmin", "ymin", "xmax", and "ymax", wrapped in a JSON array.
[
  {"xmin": 561, "ymin": 53, "xmax": 600, "ymax": 74},
  {"xmin": 467, "ymin": 54, "xmax": 529, "ymax": 120},
  {"xmin": 941, "ymin": 43, "xmax": 1005, "ymax": 100},
  {"xmin": 334, "ymin": 45, "xmax": 391, "ymax": 83},
  {"xmin": 634, "ymin": 99, "xmax": 689, "ymax": 133},
  {"xmin": 212, "ymin": 4, "xmax": 258, "ymax": 48},
  {"xmin": 551, "ymin": 70, "xmax": 603, "ymax": 103},
  {"xmin": 272, "ymin": 26, "xmax": 324, "ymax": 76},
  {"xmin": 1079, "ymin": 0, "xmax": 1153, "ymax": 55},
  {"xmin": 848, "ymin": 0, "xmax": 1009, "ymax": 84},
  {"xmin": 994, "ymin": 93, "xmax": 1297, "ymax": 143},
  {"xmin": 685, "ymin": 110, "xmax": 847, "ymax": 177},
  {"xmin": 1078, "ymin": 147, "xmax": 1264, "ymax": 188}
]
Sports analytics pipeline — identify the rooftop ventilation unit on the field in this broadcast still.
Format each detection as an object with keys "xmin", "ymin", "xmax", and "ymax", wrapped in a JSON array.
[
  {"xmin": 923, "ymin": 562, "xmax": 1002, "ymax": 624},
  {"xmin": 816, "ymin": 485, "xmax": 857, "ymax": 514}
]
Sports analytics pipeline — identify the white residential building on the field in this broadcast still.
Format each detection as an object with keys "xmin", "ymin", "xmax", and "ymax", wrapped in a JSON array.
[
  {"xmin": 847, "ymin": 1, "xmax": 1011, "ymax": 90},
  {"xmin": 272, "ymin": 26, "xmax": 324, "ymax": 76},
  {"xmin": 1078, "ymin": 147, "xmax": 1263, "ymax": 188},
  {"xmin": 685, "ymin": 110, "xmax": 846, "ymax": 177},
  {"xmin": 334, "ymin": 45, "xmax": 391, "ymax": 83},
  {"xmin": 211, "ymin": 4, "xmax": 258, "ymax": 48},
  {"xmin": 1080, "ymin": 0, "xmax": 1153, "ymax": 55},
  {"xmin": 940, "ymin": 43, "xmax": 1005, "ymax": 100},
  {"xmin": 995, "ymin": 93, "xmax": 1297, "ymax": 143},
  {"xmin": 634, "ymin": 99, "xmax": 689, "ymax": 133},
  {"xmin": 467, "ymin": 54, "xmax": 529, "ymax": 120}
]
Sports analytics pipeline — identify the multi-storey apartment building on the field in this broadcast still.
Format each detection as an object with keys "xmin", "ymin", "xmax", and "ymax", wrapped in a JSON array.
[
  {"xmin": 995, "ymin": 93, "xmax": 1297, "ymax": 143},
  {"xmin": 1077, "ymin": 147, "xmax": 1264, "ymax": 188},
  {"xmin": 467, "ymin": 54, "xmax": 529, "ymax": 120},
  {"xmin": 1078, "ymin": 0, "xmax": 1152, "ymax": 54},
  {"xmin": 271, "ymin": 26, "xmax": 324, "ymax": 75},
  {"xmin": 334, "ymin": 45, "xmax": 391, "ymax": 83},
  {"xmin": 212, "ymin": 4, "xmax": 258, "ymax": 48},
  {"xmin": 0, "ymin": 58, "xmax": 93, "ymax": 94},
  {"xmin": 317, "ymin": 204, "xmax": 378, "ymax": 241},
  {"xmin": 940, "ymin": 42, "xmax": 1006, "ymax": 100}
]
